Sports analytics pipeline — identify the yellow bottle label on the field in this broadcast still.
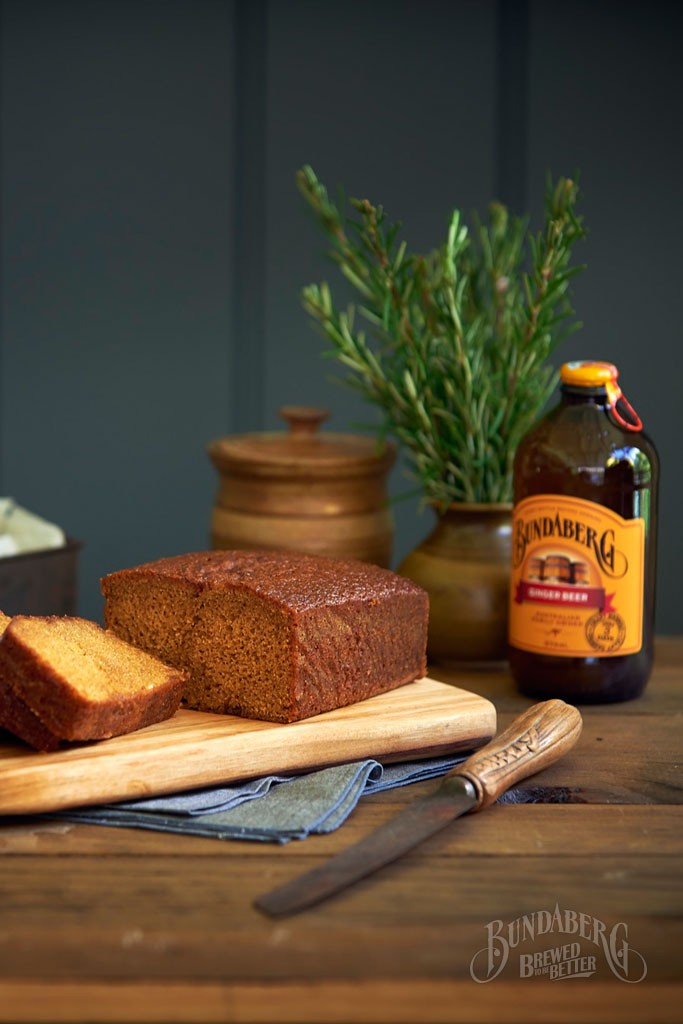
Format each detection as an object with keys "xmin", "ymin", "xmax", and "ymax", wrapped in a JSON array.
[{"xmin": 509, "ymin": 495, "xmax": 645, "ymax": 658}]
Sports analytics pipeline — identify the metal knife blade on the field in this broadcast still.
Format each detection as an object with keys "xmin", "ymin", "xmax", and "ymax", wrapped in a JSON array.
[
  {"xmin": 255, "ymin": 699, "xmax": 582, "ymax": 917},
  {"xmin": 255, "ymin": 773, "xmax": 477, "ymax": 917}
]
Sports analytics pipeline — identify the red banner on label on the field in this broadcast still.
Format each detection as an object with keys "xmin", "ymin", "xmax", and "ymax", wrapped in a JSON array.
[{"xmin": 515, "ymin": 581, "xmax": 614, "ymax": 612}]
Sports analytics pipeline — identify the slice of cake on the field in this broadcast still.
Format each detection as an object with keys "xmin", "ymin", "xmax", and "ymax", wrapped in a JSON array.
[
  {"xmin": 0, "ymin": 615, "xmax": 187, "ymax": 750},
  {"xmin": 102, "ymin": 550, "xmax": 429, "ymax": 723},
  {"xmin": 0, "ymin": 610, "xmax": 62, "ymax": 751}
]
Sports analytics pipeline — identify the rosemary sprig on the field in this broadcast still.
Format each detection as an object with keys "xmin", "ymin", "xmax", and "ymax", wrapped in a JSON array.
[{"xmin": 297, "ymin": 166, "xmax": 586, "ymax": 507}]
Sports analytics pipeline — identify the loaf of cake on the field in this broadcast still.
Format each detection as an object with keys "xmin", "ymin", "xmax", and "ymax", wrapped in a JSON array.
[
  {"xmin": 101, "ymin": 550, "xmax": 429, "ymax": 723},
  {"xmin": 0, "ymin": 614, "xmax": 187, "ymax": 750}
]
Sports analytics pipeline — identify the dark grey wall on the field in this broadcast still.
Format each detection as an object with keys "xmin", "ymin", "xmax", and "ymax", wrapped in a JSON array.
[
  {"xmin": 1, "ymin": 0, "xmax": 681, "ymax": 634},
  {"xmin": 1, "ymin": 0, "xmax": 235, "ymax": 619}
]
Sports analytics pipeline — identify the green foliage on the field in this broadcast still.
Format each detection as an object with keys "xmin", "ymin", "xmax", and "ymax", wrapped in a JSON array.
[{"xmin": 297, "ymin": 165, "xmax": 587, "ymax": 506}]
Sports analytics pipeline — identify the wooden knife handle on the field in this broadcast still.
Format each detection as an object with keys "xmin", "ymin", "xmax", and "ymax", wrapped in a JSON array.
[{"xmin": 454, "ymin": 699, "xmax": 583, "ymax": 811}]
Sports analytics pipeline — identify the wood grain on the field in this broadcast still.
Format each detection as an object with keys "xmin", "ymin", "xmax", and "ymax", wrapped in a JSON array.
[
  {"xmin": 0, "ymin": 678, "xmax": 496, "ymax": 815},
  {"xmin": 0, "ymin": 845, "xmax": 681, "ymax": 985},
  {"xmin": 0, "ymin": 980, "xmax": 681, "ymax": 1024},
  {"xmin": 2, "ymin": 804, "xmax": 682, "ymax": 858}
]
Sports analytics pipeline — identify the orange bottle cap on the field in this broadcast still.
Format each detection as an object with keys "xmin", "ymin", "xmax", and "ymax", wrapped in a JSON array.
[
  {"xmin": 560, "ymin": 360, "xmax": 642, "ymax": 432},
  {"xmin": 560, "ymin": 361, "xmax": 619, "ymax": 387}
]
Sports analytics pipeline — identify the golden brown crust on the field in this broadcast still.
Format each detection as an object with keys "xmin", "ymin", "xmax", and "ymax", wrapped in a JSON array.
[{"xmin": 101, "ymin": 549, "xmax": 424, "ymax": 611}]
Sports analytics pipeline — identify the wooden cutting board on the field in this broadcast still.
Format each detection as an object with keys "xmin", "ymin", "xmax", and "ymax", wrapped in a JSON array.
[{"xmin": 0, "ymin": 677, "xmax": 496, "ymax": 816}]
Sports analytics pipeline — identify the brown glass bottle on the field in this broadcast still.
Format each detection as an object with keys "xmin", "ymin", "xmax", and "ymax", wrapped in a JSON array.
[{"xmin": 508, "ymin": 361, "xmax": 659, "ymax": 703}]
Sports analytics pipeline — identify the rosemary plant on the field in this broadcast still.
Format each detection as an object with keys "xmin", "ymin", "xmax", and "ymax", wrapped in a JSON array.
[{"xmin": 297, "ymin": 165, "xmax": 586, "ymax": 507}]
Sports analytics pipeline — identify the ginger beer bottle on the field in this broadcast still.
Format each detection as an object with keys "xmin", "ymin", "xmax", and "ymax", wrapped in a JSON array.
[{"xmin": 508, "ymin": 361, "xmax": 659, "ymax": 703}]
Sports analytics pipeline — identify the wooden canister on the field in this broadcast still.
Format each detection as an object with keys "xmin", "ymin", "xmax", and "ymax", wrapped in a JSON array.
[{"xmin": 207, "ymin": 407, "xmax": 396, "ymax": 566}]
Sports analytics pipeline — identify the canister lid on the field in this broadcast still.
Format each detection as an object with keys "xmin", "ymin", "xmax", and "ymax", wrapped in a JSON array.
[{"xmin": 207, "ymin": 407, "xmax": 396, "ymax": 478}]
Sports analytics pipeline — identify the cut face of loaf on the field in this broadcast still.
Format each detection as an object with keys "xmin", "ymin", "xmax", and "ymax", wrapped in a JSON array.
[
  {"xmin": 101, "ymin": 550, "xmax": 429, "ymax": 723},
  {"xmin": 0, "ymin": 615, "xmax": 186, "ymax": 749}
]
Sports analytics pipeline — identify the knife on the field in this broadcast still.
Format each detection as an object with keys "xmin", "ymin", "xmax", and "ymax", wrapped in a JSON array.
[{"xmin": 255, "ymin": 699, "xmax": 582, "ymax": 917}]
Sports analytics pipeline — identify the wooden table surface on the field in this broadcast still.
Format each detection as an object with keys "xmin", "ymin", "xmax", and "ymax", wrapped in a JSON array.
[{"xmin": 1, "ymin": 638, "xmax": 681, "ymax": 1024}]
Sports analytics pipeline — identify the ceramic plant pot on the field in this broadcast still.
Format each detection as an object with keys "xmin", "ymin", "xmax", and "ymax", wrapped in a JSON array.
[{"xmin": 398, "ymin": 503, "xmax": 512, "ymax": 664}]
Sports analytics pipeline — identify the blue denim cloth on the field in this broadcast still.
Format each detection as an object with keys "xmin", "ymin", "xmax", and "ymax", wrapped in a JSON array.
[{"xmin": 56, "ymin": 754, "xmax": 467, "ymax": 843}]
